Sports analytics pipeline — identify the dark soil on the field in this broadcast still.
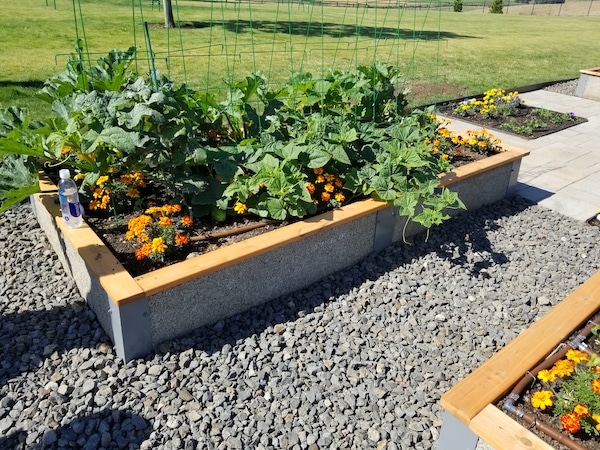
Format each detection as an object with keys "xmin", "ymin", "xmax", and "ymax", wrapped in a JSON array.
[
  {"xmin": 437, "ymin": 103, "xmax": 587, "ymax": 139},
  {"xmin": 496, "ymin": 318, "xmax": 600, "ymax": 450}
]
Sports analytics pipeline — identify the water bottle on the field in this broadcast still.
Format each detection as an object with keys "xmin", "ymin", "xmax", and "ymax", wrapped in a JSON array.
[{"xmin": 58, "ymin": 169, "xmax": 83, "ymax": 229}]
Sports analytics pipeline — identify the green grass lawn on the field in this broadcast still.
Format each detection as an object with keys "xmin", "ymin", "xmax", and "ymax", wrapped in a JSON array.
[{"xmin": 1, "ymin": 0, "xmax": 599, "ymax": 117}]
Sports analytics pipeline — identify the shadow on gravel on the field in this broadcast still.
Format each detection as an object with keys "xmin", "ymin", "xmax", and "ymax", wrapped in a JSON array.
[
  {"xmin": 155, "ymin": 196, "xmax": 535, "ymax": 357},
  {"xmin": 0, "ymin": 302, "xmax": 113, "ymax": 387},
  {"xmin": 0, "ymin": 408, "xmax": 150, "ymax": 450}
]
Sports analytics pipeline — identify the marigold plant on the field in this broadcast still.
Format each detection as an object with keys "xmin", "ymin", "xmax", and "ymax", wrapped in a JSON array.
[
  {"xmin": 453, "ymin": 88, "xmax": 522, "ymax": 119},
  {"xmin": 125, "ymin": 204, "xmax": 193, "ymax": 261},
  {"xmin": 530, "ymin": 348, "xmax": 600, "ymax": 437},
  {"xmin": 83, "ymin": 171, "xmax": 146, "ymax": 212}
]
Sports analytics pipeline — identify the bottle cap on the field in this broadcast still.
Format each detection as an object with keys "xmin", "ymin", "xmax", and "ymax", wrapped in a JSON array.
[{"xmin": 59, "ymin": 169, "xmax": 71, "ymax": 180}]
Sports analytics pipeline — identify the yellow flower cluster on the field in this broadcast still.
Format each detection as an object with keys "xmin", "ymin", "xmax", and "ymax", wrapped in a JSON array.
[
  {"xmin": 454, "ymin": 88, "xmax": 521, "ymax": 119},
  {"xmin": 307, "ymin": 167, "xmax": 345, "ymax": 206},
  {"xmin": 125, "ymin": 204, "xmax": 193, "ymax": 261},
  {"xmin": 88, "ymin": 171, "xmax": 146, "ymax": 211}
]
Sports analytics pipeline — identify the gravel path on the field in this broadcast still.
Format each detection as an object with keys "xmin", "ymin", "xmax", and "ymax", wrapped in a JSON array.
[{"xmin": 1, "ymin": 195, "xmax": 599, "ymax": 449}]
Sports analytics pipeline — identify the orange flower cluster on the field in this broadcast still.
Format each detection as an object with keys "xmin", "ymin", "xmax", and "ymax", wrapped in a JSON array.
[
  {"xmin": 125, "ymin": 204, "xmax": 193, "ymax": 261},
  {"xmin": 531, "ymin": 347, "xmax": 600, "ymax": 437},
  {"xmin": 306, "ymin": 167, "xmax": 346, "ymax": 206},
  {"xmin": 88, "ymin": 171, "xmax": 146, "ymax": 211}
]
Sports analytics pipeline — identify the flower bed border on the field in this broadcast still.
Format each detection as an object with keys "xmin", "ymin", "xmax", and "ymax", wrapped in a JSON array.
[
  {"xmin": 439, "ymin": 270, "xmax": 600, "ymax": 450},
  {"xmin": 32, "ymin": 147, "xmax": 528, "ymax": 362}
]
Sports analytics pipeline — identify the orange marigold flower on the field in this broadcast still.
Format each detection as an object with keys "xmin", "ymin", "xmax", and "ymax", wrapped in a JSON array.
[
  {"xmin": 315, "ymin": 175, "xmax": 325, "ymax": 184},
  {"xmin": 573, "ymin": 404, "xmax": 589, "ymax": 417},
  {"xmin": 566, "ymin": 349, "xmax": 590, "ymax": 364},
  {"xmin": 592, "ymin": 367, "xmax": 600, "ymax": 374},
  {"xmin": 61, "ymin": 146, "xmax": 72, "ymax": 155},
  {"xmin": 324, "ymin": 183, "xmax": 334, "ymax": 193},
  {"xmin": 126, "ymin": 188, "xmax": 140, "ymax": 198},
  {"xmin": 151, "ymin": 237, "xmax": 167, "ymax": 254},
  {"xmin": 135, "ymin": 243, "xmax": 152, "ymax": 260},
  {"xmin": 553, "ymin": 359, "xmax": 575, "ymax": 377},
  {"xmin": 175, "ymin": 234, "xmax": 190, "ymax": 247},
  {"xmin": 234, "ymin": 202, "xmax": 247, "ymax": 214},
  {"xmin": 560, "ymin": 413, "xmax": 581, "ymax": 434},
  {"xmin": 313, "ymin": 167, "xmax": 324, "ymax": 175},
  {"xmin": 531, "ymin": 391, "xmax": 553, "ymax": 410},
  {"xmin": 591, "ymin": 379, "xmax": 600, "ymax": 395},
  {"xmin": 159, "ymin": 216, "xmax": 173, "ymax": 227},
  {"xmin": 92, "ymin": 188, "xmax": 104, "ymax": 199},
  {"xmin": 306, "ymin": 183, "xmax": 316, "ymax": 194},
  {"xmin": 321, "ymin": 192, "xmax": 331, "ymax": 202},
  {"xmin": 180, "ymin": 215, "xmax": 194, "ymax": 227},
  {"xmin": 335, "ymin": 179, "xmax": 343, "ymax": 189},
  {"xmin": 89, "ymin": 200, "xmax": 102, "ymax": 210}
]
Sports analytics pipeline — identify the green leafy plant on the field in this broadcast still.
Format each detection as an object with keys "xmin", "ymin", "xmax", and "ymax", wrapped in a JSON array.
[
  {"xmin": 1, "ymin": 44, "xmax": 491, "ymax": 245},
  {"xmin": 453, "ymin": 0, "xmax": 463, "ymax": 12}
]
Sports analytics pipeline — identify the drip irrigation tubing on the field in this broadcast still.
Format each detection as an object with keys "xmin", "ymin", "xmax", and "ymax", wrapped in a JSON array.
[
  {"xmin": 502, "ymin": 312, "xmax": 600, "ymax": 450},
  {"xmin": 189, "ymin": 220, "xmax": 279, "ymax": 242}
]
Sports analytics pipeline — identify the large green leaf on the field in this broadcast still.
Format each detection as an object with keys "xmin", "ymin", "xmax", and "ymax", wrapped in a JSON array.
[
  {"xmin": 0, "ymin": 155, "xmax": 40, "ymax": 213},
  {"xmin": 0, "ymin": 136, "xmax": 44, "ymax": 157}
]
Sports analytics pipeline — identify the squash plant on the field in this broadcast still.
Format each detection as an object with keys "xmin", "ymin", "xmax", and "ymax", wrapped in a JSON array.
[{"xmin": 0, "ymin": 45, "xmax": 465, "ymax": 234}]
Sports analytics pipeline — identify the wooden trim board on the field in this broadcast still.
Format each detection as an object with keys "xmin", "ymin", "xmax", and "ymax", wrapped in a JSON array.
[{"xmin": 441, "ymin": 270, "xmax": 600, "ymax": 425}]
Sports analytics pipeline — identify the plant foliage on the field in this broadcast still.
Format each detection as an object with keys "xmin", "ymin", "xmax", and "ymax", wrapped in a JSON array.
[{"xmin": 1, "ymin": 44, "xmax": 475, "ymax": 237}]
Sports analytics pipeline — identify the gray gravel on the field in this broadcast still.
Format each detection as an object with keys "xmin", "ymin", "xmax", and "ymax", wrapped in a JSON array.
[
  {"xmin": 1, "ymin": 194, "xmax": 599, "ymax": 450},
  {"xmin": 542, "ymin": 79, "xmax": 578, "ymax": 96}
]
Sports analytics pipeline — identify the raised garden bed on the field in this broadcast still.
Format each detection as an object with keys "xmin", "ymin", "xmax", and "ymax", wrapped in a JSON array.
[
  {"xmin": 439, "ymin": 270, "xmax": 600, "ymax": 450},
  {"xmin": 576, "ymin": 68, "xmax": 600, "ymax": 102},
  {"xmin": 31, "ymin": 146, "xmax": 528, "ymax": 362}
]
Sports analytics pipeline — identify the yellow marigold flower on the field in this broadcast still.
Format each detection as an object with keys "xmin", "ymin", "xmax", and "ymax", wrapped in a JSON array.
[
  {"xmin": 315, "ymin": 175, "xmax": 325, "ymax": 184},
  {"xmin": 101, "ymin": 195, "xmax": 110, "ymax": 207},
  {"xmin": 108, "ymin": 166, "xmax": 117, "ymax": 173},
  {"xmin": 537, "ymin": 369, "xmax": 556, "ymax": 383},
  {"xmin": 467, "ymin": 138, "xmax": 477, "ymax": 146},
  {"xmin": 334, "ymin": 192, "xmax": 345, "ymax": 202},
  {"xmin": 234, "ymin": 202, "xmax": 247, "ymax": 214},
  {"xmin": 433, "ymin": 139, "xmax": 440, "ymax": 147},
  {"xmin": 324, "ymin": 183, "xmax": 334, "ymax": 193},
  {"xmin": 531, "ymin": 390, "xmax": 553, "ymax": 410},
  {"xmin": 92, "ymin": 188, "xmax": 104, "ymax": 199},
  {"xmin": 313, "ymin": 167, "xmax": 324, "ymax": 175},
  {"xmin": 442, "ymin": 154, "xmax": 449, "ymax": 160},
  {"xmin": 306, "ymin": 183, "xmax": 315, "ymax": 194},
  {"xmin": 73, "ymin": 172, "xmax": 86, "ymax": 181},
  {"xmin": 137, "ymin": 232, "xmax": 149, "ymax": 244},
  {"xmin": 61, "ymin": 146, "xmax": 72, "ymax": 155},
  {"xmin": 325, "ymin": 174, "xmax": 336, "ymax": 182},
  {"xmin": 180, "ymin": 215, "xmax": 193, "ymax": 227},
  {"xmin": 96, "ymin": 175, "xmax": 109, "ymax": 186},
  {"xmin": 151, "ymin": 237, "xmax": 167, "ymax": 254},
  {"xmin": 258, "ymin": 182, "xmax": 265, "ymax": 189},
  {"xmin": 146, "ymin": 206, "xmax": 161, "ymax": 215},
  {"xmin": 477, "ymin": 141, "xmax": 487, "ymax": 148},
  {"xmin": 591, "ymin": 379, "xmax": 600, "ymax": 395},
  {"xmin": 159, "ymin": 216, "xmax": 173, "ymax": 227},
  {"xmin": 566, "ymin": 349, "xmax": 590, "ymax": 364},
  {"xmin": 431, "ymin": 147, "xmax": 439, "ymax": 153},
  {"xmin": 573, "ymin": 404, "xmax": 589, "ymax": 417},
  {"xmin": 321, "ymin": 192, "xmax": 331, "ymax": 202},
  {"xmin": 175, "ymin": 234, "xmax": 190, "ymax": 247}
]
